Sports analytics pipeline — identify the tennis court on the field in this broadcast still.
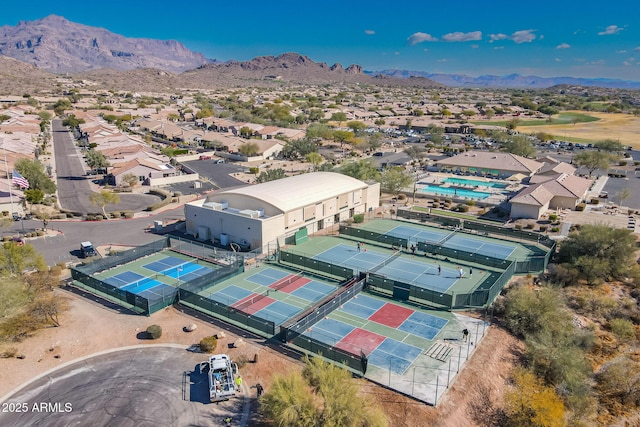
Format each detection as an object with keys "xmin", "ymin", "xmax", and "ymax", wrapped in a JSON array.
[
  {"xmin": 94, "ymin": 251, "xmax": 219, "ymax": 298},
  {"xmin": 198, "ymin": 265, "xmax": 340, "ymax": 326},
  {"xmin": 315, "ymin": 244, "xmax": 469, "ymax": 293},
  {"xmin": 388, "ymin": 225, "xmax": 516, "ymax": 260},
  {"xmin": 302, "ymin": 293, "xmax": 450, "ymax": 374}
]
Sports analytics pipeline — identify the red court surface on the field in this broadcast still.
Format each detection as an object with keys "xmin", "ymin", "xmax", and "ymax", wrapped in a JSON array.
[
  {"xmin": 239, "ymin": 296, "xmax": 276, "ymax": 315},
  {"xmin": 278, "ymin": 277, "xmax": 311, "ymax": 293},
  {"xmin": 368, "ymin": 303, "xmax": 414, "ymax": 328},
  {"xmin": 269, "ymin": 275, "xmax": 310, "ymax": 293},
  {"xmin": 336, "ymin": 328, "xmax": 386, "ymax": 355}
]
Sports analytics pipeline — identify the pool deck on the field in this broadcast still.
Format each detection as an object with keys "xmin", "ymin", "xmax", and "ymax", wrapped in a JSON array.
[{"xmin": 412, "ymin": 172, "xmax": 521, "ymax": 205}]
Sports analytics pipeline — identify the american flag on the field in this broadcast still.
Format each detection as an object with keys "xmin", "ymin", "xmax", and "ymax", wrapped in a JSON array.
[{"xmin": 11, "ymin": 170, "xmax": 29, "ymax": 189}]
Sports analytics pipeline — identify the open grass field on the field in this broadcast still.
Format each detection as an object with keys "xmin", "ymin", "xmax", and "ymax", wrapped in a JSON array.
[
  {"xmin": 517, "ymin": 111, "xmax": 640, "ymax": 147},
  {"xmin": 472, "ymin": 112, "xmax": 600, "ymax": 128}
]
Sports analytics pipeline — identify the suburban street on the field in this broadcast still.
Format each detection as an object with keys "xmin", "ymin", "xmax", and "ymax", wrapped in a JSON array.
[{"xmin": 52, "ymin": 119, "xmax": 160, "ymax": 214}]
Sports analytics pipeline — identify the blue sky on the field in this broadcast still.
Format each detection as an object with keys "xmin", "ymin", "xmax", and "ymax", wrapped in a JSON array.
[{"xmin": 2, "ymin": 0, "xmax": 640, "ymax": 80}]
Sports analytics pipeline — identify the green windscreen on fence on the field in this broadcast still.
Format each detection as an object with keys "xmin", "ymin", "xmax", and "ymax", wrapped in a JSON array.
[{"xmin": 294, "ymin": 228, "xmax": 309, "ymax": 245}]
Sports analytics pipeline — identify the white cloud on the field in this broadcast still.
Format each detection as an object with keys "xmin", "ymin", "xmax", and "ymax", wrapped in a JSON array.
[
  {"xmin": 437, "ymin": 58, "xmax": 448, "ymax": 63},
  {"xmin": 407, "ymin": 32, "xmax": 437, "ymax": 45},
  {"xmin": 394, "ymin": 51, "xmax": 400, "ymax": 55},
  {"xmin": 511, "ymin": 30, "xmax": 537, "ymax": 44},
  {"xmin": 556, "ymin": 43, "xmax": 571, "ymax": 49},
  {"xmin": 442, "ymin": 31, "xmax": 482, "ymax": 42},
  {"xmin": 624, "ymin": 61, "xmax": 632, "ymax": 66},
  {"xmin": 493, "ymin": 46, "xmax": 504, "ymax": 50},
  {"xmin": 364, "ymin": 29, "xmax": 375, "ymax": 35},
  {"xmin": 598, "ymin": 25, "xmax": 623, "ymax": 35},
  {"xmin": 555, "ymin": 58, "xmax": 562, "ymax": 62},
  {"xmin": 617, "ymin": 50, "xmax": 628, "ymax": 54},
  {"xmin": 489, "ymin": 33, "xmax": 508, "ymax": 42},
  {"xmin": 634, "ymin": 46, "xmax": 640, "ymax": 51},
  {"xmin": 470, "ymin": 44, "xmax": 479, "ymax": 49},
  {"xmin": 589, "ymin": 59, "xmax": 606, "ymax": 65}
]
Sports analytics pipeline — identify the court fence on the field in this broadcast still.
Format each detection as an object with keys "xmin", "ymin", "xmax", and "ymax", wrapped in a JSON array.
[
  {"xmin": 70, "ymin": 237, "xmax": 244, "ymax": 316},
  {"xmin": 280, "ymin": 276, "xmax": 367, "ymax": 374},
  {"xmin": 279, "ymin": 251, "xmax": 355, "ymax": 279},
  {"xmin": 338, "ymin": 225, "xmax": 408, "ymax": 249},
  {"xmin": 75, "ymin": 238, "xmax": 169, "ymax": 275},
  {"xmin": 178, "ymin": 289, "xmax": 276, "ymax": 337}
]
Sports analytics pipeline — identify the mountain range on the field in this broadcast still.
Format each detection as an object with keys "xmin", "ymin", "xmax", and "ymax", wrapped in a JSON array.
[
  {"xmin": 367, "ymin": 69, "xmax": 640, "ymax": 90},
  {"xmin": 0, "ymin": 15, "xmax": 638, "ymax": 90}
]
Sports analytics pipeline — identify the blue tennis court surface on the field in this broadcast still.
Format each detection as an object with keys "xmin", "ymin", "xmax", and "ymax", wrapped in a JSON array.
[
  {"xmin": 387, "ymin": 225, "xmax": 517, "ymax": 260},
  {"xmin": 342, "ymin": 294, "xmax": 386, "ymax": 318},
  {"xmin": 291, "ymin": 282, "xmax": 334, "ymax": 302},
  {"xmin": 207, "ymin": 285, "xmax": 254, "ymax": 306},
  {"xmin": 105, "ymin": 271, "xmax": 145, "ymax": 288},
  {"xmin": 255, "ymin": 300, "xmax": 303, "ymax": 326},
  {"xmin": 246, "ymin": 269, "xmax": 289, "ymax": 286},
  {"xmin": 368, "ymin": 338, "xmax": 423, "ymax": 374},
  {"xmin": 398, "ymin": 312, "xmax": 449, "ymax": 341},
  {"xmin": 306, "ymin": 318, "xmax": 356, "ymax": 343},
  {"xmin": 143, "ymin": 256, "xmax": 215, "ymax": 281},
  {"xmin": 121, "ymin": 278, "xmax": 164, "ymax": 293},
  {"xmin": 316, "ymin": 244, "xmax": 460, "ymax": 293}
]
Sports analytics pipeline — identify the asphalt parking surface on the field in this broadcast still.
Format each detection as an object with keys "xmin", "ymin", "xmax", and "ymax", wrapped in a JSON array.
[{"xmin": 0, "ymin": 347, "xmax": 244, "ymax": 427}]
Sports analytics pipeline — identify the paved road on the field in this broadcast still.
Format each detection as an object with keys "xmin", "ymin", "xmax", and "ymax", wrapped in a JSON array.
[
  {"xmin": 2, "ymin": 207, "xmax": 186, "ymax": 265},
  {"xmin": 0, "ymin": 346, "xmax": 246, "ymax": 427},
  {"xmin": 52, "ymin": 120, "xmax": 161, "ymax": 214}
]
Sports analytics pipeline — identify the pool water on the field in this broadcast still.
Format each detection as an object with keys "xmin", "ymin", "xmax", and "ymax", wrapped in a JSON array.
[
  {"xmin": 420, "ymin": 185, "xmax": 491, "ymax": 199},
  {"xmin": 442, "ymin": 177, "xmax": 508, "ymax": 188}
]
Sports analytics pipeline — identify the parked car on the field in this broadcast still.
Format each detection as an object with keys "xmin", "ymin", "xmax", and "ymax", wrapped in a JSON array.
[{"xmin": 80, "ymin": 241, "xmax": 97, "ymax": 258}]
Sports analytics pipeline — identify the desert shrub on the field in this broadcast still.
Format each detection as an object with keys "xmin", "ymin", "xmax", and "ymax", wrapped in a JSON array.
[
  {"xmin": 607, "ymin": 318, "xmax": 636, "ymax": 343},
  {"xmin": 94, "ymin": 214, "xmax": 103, "ymax": 221},
  {"xmin": 465, "ymin": 200, "xmax": 476, "ymax": 206},
  {"xmin": 85, "ymin": 214, "xmax": 95, "ymax": 221},
  {"xmin": 525, "ymin": 223, "xmax": 535, "ymax": 229},
  {"xmin": 146, "ymin": 325, "xmax": 162, "ymax": 340},
  {"xmin": 548, "ymin": 214, "xmax": 558, "ymax": 222},
  {"xmin": 591, "ymin": 198, "xmax": 599, "ymax": 205},
  {"xmin": 454, "ymin": 203, "xmax": 469, "ymax": 212},
  {"xmin": 0, "ymin": 347, "xmax": 18, "ymax": 358},
  {"xmin": 235, "ymin": 354, "xmax": 250, "ymax": 369},
  {"xmin": 551, "ymin": 226, "xmax": 560, "ymax": 232},
  {"xmin": 515, "ymin": 224, "xmax": 523, "ymax": 230},
  {"xmin": 200, "ymin": 336, "xmax": 218, "ymax": 353},
  {"xmin": 445, "ymin": 198, "xmax": 453, "ymax": 204},
  {"xmin": 596, "ymin": 356, "xmax": 640, "ymax": 413},
  {"xmin": 36, "ymin": 230, "xmax": 44, "ymax": 236},
  {"xmin": 539, "ymin": 225, "xmax": 548, "ymax": 232},
  {"xmin": 122, "ymin": 211, "xmax": 134, "ymax": 218},
  {"xmin": 353, "ymin": 214, "xmax": 364, "ymax": 223},
  {"xmin": 397, "ymin": 194, "xmax": 406, "ymax": 200}
]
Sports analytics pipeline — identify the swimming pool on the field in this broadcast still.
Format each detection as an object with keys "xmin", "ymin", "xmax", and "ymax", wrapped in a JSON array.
[
  {"xmin": 420, "ymin": 185, "xmax": 491, "ymax": 199},
  {"xmin": 442, "ymin": 177, "xmax": 508, "ymax": 188}
]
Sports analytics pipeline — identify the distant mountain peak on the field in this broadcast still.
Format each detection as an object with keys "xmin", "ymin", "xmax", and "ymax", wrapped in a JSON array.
[
  {"xmin": 368, "ymin": 69, "xmax": 640, "ymax": 89},
  {"xmin": 0, "ymin": 15, "xmax": 208, "ymax": 73}
]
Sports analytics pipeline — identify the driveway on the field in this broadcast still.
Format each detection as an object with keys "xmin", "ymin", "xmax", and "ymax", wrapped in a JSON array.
[
  {"xmin": 52, "ymin": 120, "xmax": 161, "ymax": 214},
  {"xmin": 0, "ymin": 346, "xmax": 247, "ymax": 427}
]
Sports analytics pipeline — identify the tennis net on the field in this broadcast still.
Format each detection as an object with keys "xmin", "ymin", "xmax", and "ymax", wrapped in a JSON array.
[
  {"xmin": 270, "ymin": 271, "xmax": 305, "ymax": 291},
  {"xmin": 437, "ymin": 228, "xmax": 458, "ymax": 245},
  {"xmin": 369, "ymin": 250, "xmax": 402, "ymax": 273},
  {"xmin": 234, "ymin": 292, "xmax": 269, "ymax": 312}
]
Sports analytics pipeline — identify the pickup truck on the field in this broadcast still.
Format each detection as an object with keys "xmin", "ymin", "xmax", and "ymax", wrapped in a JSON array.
[{"xmin": 202, "ymin": 354, "xmax": 239, "ymax": 402}]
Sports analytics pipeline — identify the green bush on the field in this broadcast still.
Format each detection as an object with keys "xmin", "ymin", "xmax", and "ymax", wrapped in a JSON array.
[
  {"xmin": 200, "ymin": 336, "xmax": 218, "ymax": 353},
  {"xmin": 249, "ymin": 167, "xmax": 259, "ymax": 174},
  {"xmin": 146, "ymin": 325, "xmax": 162, "ymax": 340},
  {"xmin": 524, "ymin": 223, "xmax": 535, "ymax": 230},
  {"xmin": 515, "ymin": 224, "xmax": 523, "ymax": 230},
  {"xmin": 122, "ymin": 211, "xmax": 134, "ymax": 219},
  {"xmin": 575, "ymin": 203, "xmax": 586, "ymax": 211},
  {"xmin": 445, "ymin": 198, "xmax": 453, "ymax": 204},
  {"xmin": 85, "ymin": 214, "xmax": 95, "ymax": 221},
  {"xmin": 591, "ymin": 198, "xmax": 600, "ymax": 205},
  {"xmin": 465, "ymin": 200, "xmax": 476, "ymax": 206},
  {"xmin": 453, "ymin": 203, "xmax": 469, "ymax": 212},
  {"xmin": 548, "ymin": 214, "xmax": 558, "ymax": 222},
  {"xmin": 353, "ymin": 214, "xmax": 365, "ymax": 223},
  {"xmin": 551, "ymin": 226, "xmax": 560, "ymax": 232}
]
